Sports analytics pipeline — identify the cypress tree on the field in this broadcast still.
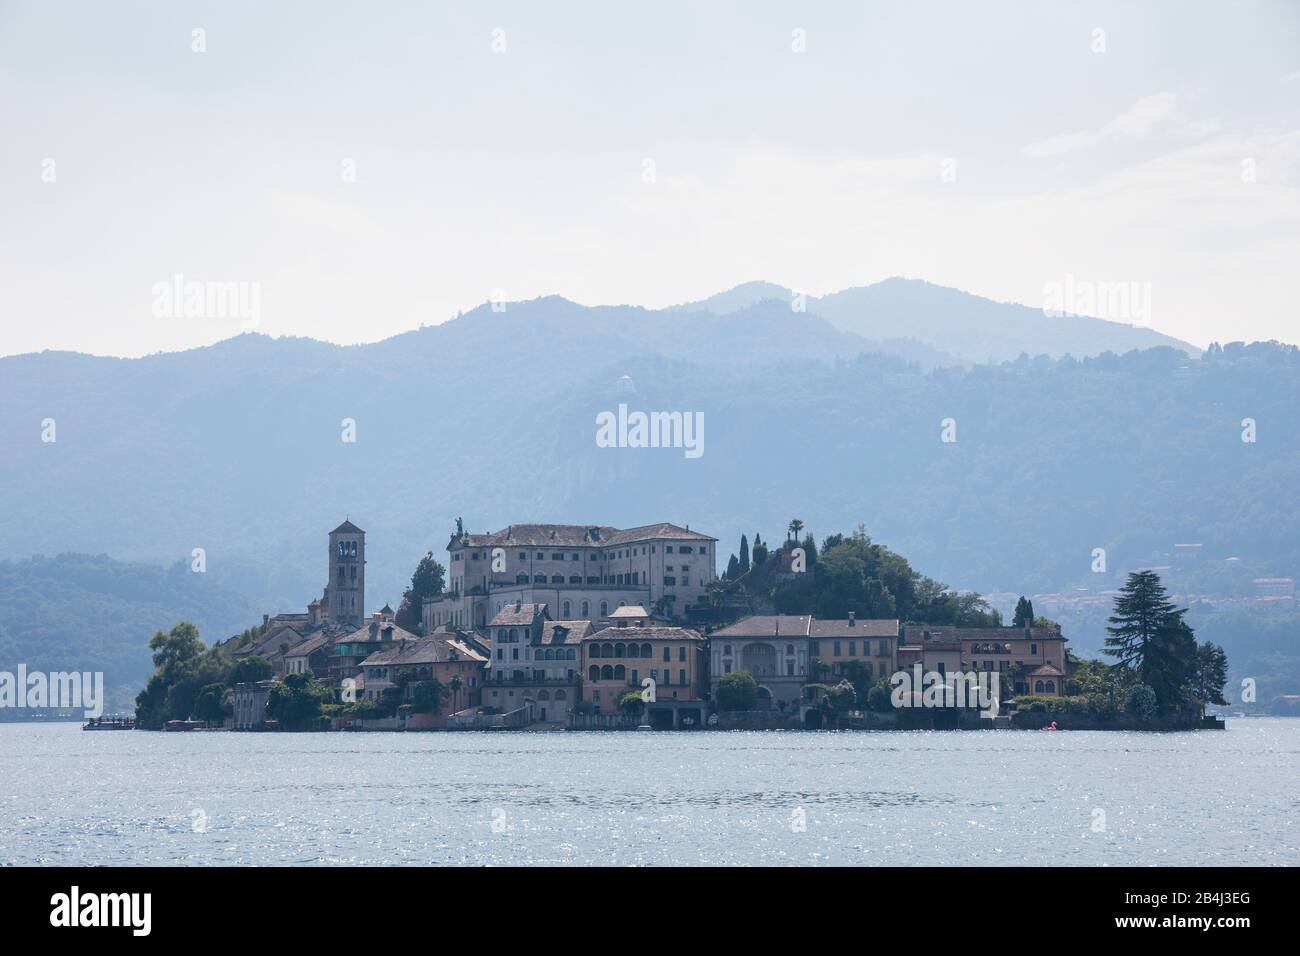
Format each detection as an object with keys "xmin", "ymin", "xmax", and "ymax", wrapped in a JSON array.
[{"xmin": 1013, "ymin": 596, "xmax": 1034, "ymax": 627}]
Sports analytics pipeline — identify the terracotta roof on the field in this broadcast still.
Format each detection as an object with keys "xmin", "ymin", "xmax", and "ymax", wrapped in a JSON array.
[
  {"xmin": 359, "ymin": 635, "xmax": 489, "ymax": 668},
  {"xmin": 588, "ymin": 624, "xmax": 704, "ymax": 642},
  {"xmin": 901, "ymin": 625, "xmax": 1064, "ymax": 642},
  {"xmin": 1028, "ymin": 664, "xmax": 1064, "ymax": 677},
  {"xmin": 490, "ymin": 602, "xmax": 546, "ymax": 626},
  {"xmin": 808, "ymin": 618, "xmax": 899, "ymax": 638},
  {"xmin": 285, "ymin": 632, "xmax": 332, "ymax": 658},
  {"xmin": 454, "ymin": 522, "xmax": 714, "ymax": 549},
  {"xmin": 354, "ymin": 619, "xmax": 421, "ymax": 643},
  {"xmin": 539, "ymin": 620, "xmax": 593, "ymax": 645},
  {"xmin": 711, "ymin": 615, "xmax": 812, "ymax": 637},
  {"xmin": 608, "ymin": 605, "xmax": 650, "ymax": 619}
]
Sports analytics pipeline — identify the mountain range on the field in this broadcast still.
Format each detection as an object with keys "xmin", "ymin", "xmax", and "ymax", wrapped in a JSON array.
[{"xmin": 1, "ymin": 278, "xmax": 1293, "ymax": 701}]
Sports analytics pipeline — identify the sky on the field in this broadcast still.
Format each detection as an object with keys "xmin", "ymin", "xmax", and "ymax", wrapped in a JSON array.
[{"xmin": 1, "ymin": 0, "xmax": 1297, "ymax": 357}]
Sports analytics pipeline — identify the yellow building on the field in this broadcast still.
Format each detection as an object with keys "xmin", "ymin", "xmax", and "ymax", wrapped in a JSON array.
[
  {"xmin": 807, "ymin": 614, "xmax": 899, "ymax": 681},
  {"xmin": 898, "ymin": 625, "xmax": 1068, "ymax": 695},
  {"xmin": 582, "ymin": 606, "xmax": 706, "ymax": 726}
]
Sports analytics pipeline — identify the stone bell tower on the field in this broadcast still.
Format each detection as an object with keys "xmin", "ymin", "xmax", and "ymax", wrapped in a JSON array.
[{"xmin": 327, "ymin": 519, "xmax": 365, "ymax": 627}]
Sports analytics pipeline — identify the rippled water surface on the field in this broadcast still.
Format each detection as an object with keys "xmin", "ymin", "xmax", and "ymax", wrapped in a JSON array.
[{"xmin": 1, "ymin": 720, "xmax": 1295, "ymax": 865}]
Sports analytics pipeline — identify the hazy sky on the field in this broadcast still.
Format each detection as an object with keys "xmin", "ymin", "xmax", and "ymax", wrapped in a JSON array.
[{"xmin": 2, "ymin": 0, "xmax": 1297, "ymax": 357}]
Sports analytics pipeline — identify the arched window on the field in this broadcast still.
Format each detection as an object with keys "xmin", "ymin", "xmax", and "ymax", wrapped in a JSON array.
[
  {"xmin": 567, "ymin": 648, "xmax": 576, "ymax": 660},
  {"xmin": 538, "ymin": 690, "xmax": 550, "ymax": 701},
  {"xmin": 602, "ymin": 643, "xmax": 614, "ymax": 658},
  {"xmin": 786, "ymin": 644, "xmax": 794, "ymax": 656},
  {"xmin": 509, "ymin": 629, "xmax": 517, "ymax": 643},
  {"xmin": 590, "ymin": 644, "xmax": 602, "ymax": 659},
  {"xmin": 581, "ymin": 600, "xmax": 590, "ymax": 617},
  {"xmin": 641, "ymin": 643, "xmax": 652, "ymax": 658},
  {"xmin": 614, "ymin": 643, "xmax": 626, "ymax": 658},
  {"xmin": 614, "ymin": 664, "xmax": 626, "ymax": 680},
  {"xmin": 498, "ymin": 628, "xmax": 507, "ymax": 642},
  {"xmin": 562, "ymin": 600, "xmax": 571, "ymax": 617},
  {"xmin": 516, "ymin": 574, "xmax": 528, "ymax": 584},
  {"xmin": 1034, "ymin": 680, "xmax": 1045, "ymax": 693},
  {"xmin": 600, "ymin": 601, "xmax": 608, "ymax": 617},
  {"xmin": 534, "ymin": 575, "xmax": 545, "ymax": 584},
  {"xmin": 1045, "ymin": 680, "xmax": 1056, "ymax": 694},
  {"xmin": 589, "ymin": 665, "xmax": 600, "ymax": 681},
  {"xmin": 555, "ymin": 689, "xmax": 567, "ymax": 701},
  {"xmin": 626, "ymin": 643, "xmax": 638, "ymax": 658},
  {"xmin": 724, "ymin": 644, "xmax": 732, "ymax": 655},
  {"xmin": 601, "ymin": 665, "xmax": 614, "ymax": 680}
]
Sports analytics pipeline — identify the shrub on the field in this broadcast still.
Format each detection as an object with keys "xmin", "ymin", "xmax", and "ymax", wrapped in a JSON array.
[
  {"xmin": 1128, "ymin": 684, "xmax": 1159, "ymax": 720},
  {"xmin": 717, "ymin": 671, "xmax": 759, "ymax": 711}
]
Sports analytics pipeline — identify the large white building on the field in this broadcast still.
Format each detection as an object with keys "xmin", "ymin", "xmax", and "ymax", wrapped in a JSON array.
[{"xmin": 423, "ymin": 522, "xmax": 718, "ymax": 631}]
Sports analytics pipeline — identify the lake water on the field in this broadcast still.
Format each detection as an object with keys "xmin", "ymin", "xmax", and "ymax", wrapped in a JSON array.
[{"xmin": 1, "ymin": 720, "xmax": 1296, "ymax": 866}]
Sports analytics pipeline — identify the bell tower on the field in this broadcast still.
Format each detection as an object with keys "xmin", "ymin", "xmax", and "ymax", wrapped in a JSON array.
[{"xmin": 327, "ymin": 519, "xmax": 365, "ymax": 627}]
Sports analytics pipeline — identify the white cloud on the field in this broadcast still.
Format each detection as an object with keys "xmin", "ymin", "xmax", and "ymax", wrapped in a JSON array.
[{"xmin": 1024, "ymin": 93, "xmax": 1218, "ymax": 158}]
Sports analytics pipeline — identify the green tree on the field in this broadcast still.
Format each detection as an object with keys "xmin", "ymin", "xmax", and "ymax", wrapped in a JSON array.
[
  {"xmin": 726, "ymin": 553, "xmax": 740, "ymax": 579},
  {"xmin": 396, "ymin": 551, "xmax": 447, "ymax": 629},
  {"xmin": 1012, "ymin": 596, "xmax": 1035, "ymax": 627},
  {"xmin": 752, "ymin": 534, "xmax": 768, "ymax": 568},
  {"xmin": 409, "ymin": 679, "xmax": 447, "ymax": 714},
  {"xmin": 193, "ymin": 683, "xmax": 230, "ymax": 723},
  {"xmin": 787, "ymin": 518, "xmax": 804, "ymax": 542},
  {"xmin": 449, "ymin": 674, "xmax": 464, "ymax": 714},
  {"xmin": 800, "ymin": 532, "xmax": 818, "ymax": 569},
  {"xmin": 148, "ymin": 621, "xmax": 204, "ymax": 682},
  {"xmin": 619, "ymin": 691, "xmax": 645, "ymax": 718},
  {"xmin": 738, "ymin": 535, "xmax": 750, "ymax": 575},
  {"xmin": 229, "ymin": 655, "xmax": 273, "ymax": 686},
  {"xmin": 1192, "ymin": 642, "xmax": 1229, "ymax": 714},
  {"xmin": 267, "ymin": 671, "xmax": 332, "ymax": 729},
  {"xmin": 1105, "ymin": 570, "xmax": 1197, "ymax": 712},
  {"xmin": 716, "ymin": 670, "xmax": 759, "ymax": 711}
]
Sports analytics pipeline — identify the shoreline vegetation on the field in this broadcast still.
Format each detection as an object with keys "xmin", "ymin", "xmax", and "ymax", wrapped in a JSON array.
[{"xmin": 125, "ymin": 525, "xmax": 1232, "ymax": 734}]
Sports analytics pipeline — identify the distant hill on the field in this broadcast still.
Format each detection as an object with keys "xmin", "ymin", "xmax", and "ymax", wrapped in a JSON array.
[
  {"xmin": 674, "ymin": 278, "xmax": 1198, "ymax": 363},
  {"xmin": 0, "ymin": 554, "xmax": 259, "ymax": 709}
]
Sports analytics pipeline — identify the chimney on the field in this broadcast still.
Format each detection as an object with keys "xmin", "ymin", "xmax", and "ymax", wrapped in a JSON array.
[{"xmin": 848, "ymin": 611, "xmax": 856, "ymax": 626}]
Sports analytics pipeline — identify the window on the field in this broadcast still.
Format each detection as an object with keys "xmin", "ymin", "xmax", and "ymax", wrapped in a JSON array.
[
  {"xmin": 534, "ymin": 575, "xmax": 545, "ymax": 584},
  {"xmin": 833, "ymin": 641, "xmax": 841, "ymax": 656},
  {"xmin": 809, "ymin": 641, "xmax": 820, "ymax": 655},
  {"xmin": 679, "ymin": 669, "xmax": 686, "ymax": 685},
  {"xmin": 848, "ymin": 640, "xmax": 856, "ymax": 656},
  {"xmin": 663, "ymin": 646, "xmax": 671, "ymax": 661},
  {"xmin": 679, "ymin": 546, "xmax": 692, "ymax": 553},
  {"xmin": 1031, "ymin": 643, "xmax": 1038, "ymax": 655},
  {"xmin": 661, "ymin": 670, "xmax": 670, "ymax": 686},
  {"xmin": 562, "ymin": 601, "xmax": 571, "ymax": 616},
  {"xmin": 666, "ymin": 546, "xmax": 674, "ymax": 553},
  {"xmin": 664, "ymin": 576, "xmax": 676, "ymax": 586},
  {"xmin": 581, "ymin": 600, "xmax": 590, "ymax": 616},
  {"xmin": 678, "ymin": 646, "xmax": 686, "ymax": 661}
]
